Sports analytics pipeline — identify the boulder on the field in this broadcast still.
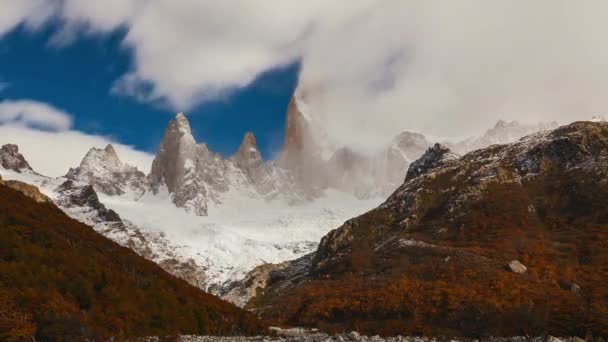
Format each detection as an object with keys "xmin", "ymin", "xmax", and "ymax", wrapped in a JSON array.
[
  {"xmin": 508, "ymin": 260, "xmax": 527, "ymax": 274},
  {"xmin": 571, "ymin": 283, "xmax": 581, "ymax": 294}
]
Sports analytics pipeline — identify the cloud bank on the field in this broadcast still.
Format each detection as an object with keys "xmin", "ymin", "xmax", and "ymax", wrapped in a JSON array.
[
  {"xmin": 0, "ymin": 99, "xmax": 73, "ymax": 131},
  {"xmin": 4, "ymin": 1, "xmax": 608, "ymax": 150},
  {"xmin": 0, "ymin": 99, "xmax": 153, "ymax": 177}
]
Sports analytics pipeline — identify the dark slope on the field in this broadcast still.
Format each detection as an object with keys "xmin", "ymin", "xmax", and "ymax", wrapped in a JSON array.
[
  {"xmin": 0, "ymin": 183, "xmax": 266, "ymax": 341},
  {"xmin": 249, "ymin": 122, "xmax": 608, "ymax": 337}
]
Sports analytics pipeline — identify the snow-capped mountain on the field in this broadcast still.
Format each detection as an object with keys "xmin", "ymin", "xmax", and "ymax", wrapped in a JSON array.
[
  {"xmin": 248, "ymin": 121, "xmax": 608, "ymax": 336},
  {"xmin": 449, "ymin": 119, "xmax": 559, "ymax": 154},
  {"xmin": 66, "ymin": 144, "xmax": 147, "ymax": 197},
  {"xmin": 0, "ymin": 92, "xmax": 565, "ymax": 305}
]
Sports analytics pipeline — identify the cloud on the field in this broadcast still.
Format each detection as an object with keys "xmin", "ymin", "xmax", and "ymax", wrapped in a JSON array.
[
  {"xmin": 50, "ymin": 0, "xmax": 376, "ymax": 110},
  {"xmin": 5, "ymin": 1, "xmax": 608, "ymax": 150},
  {"xmin": 0, "ymin": 99, "xmax": 73, "ymax": 131},
  {"xmin": 0, "ymin": 0, "xmax": 55, "ymax": 36},
  {"xmin": 0, "ymin": 124, "xmax": 154, "ymax": 177},
  {"xmin": 0, "ymin": 99, "xmax": 153, "ymax": 177}
]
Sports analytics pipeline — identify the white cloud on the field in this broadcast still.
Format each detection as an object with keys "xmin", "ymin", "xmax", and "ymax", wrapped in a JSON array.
[
  {"xmin": 0, "ymin": 124, "xmax": 154, "ymax": 177},
  {"xmin": 0, "ymin": 0, "xmax": 55, "ymax": 36},
  {"xmin": 0, "ymin": 99, "xmax": 153, "ymax": 177},
  {"xmin": 0, "ymin": 99, "xmax": 73, "ymax": 131},
  {"xmin": 5, "ymin": 1, "xmax": 608, "ymax": 150},
  {"xmin": 52, "ymin": 0, "xmax": 375, "ymax": 110}
]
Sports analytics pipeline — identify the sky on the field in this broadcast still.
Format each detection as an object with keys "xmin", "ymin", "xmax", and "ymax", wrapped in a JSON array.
[
  {"xmin": 2, "ymin": 1, "xmax": 608, "ymax": 175},
  {"xmin": 0, "ymin": 23, "xmax": 297, "ymax": 174}
]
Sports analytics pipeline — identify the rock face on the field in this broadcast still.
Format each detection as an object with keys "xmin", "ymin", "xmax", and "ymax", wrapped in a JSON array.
[
  {"xmin": 4, "ymin": 180, "xmax": 51, "ymax": 203},
  {"xmin": 0, "ymin": 144, "xmax": 32, "ymax": 172},
  {"xmin": 277, "ymin": 95, "xmax": 321, "ymax": 175},
  {"xmin": 148, "ymin": 110, "xmax": 318, "ymax": 216},
  {"xmin": 404, "ymin": 143, "xmax": 458, "ymax": 182},
  {"xmin": 231, "ymin": 132, "xmax": 263, "ymax": 179},
  {"xmin": 249, "ymin": 121, "xmax": 608, "ymax": 337},
  {"xmin": 149, "ymin": 112, "xmax": 229, "ymax": 216},
  {"xmin": 55, "ymin": 180, "xmax": 122, "ymax": 223},
  {"xmin": 66, "ymin": 144, "xmax": 147, "ymax": 197}
]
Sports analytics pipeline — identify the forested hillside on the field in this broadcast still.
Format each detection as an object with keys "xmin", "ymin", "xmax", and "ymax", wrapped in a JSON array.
[{"xmin": 0, "ymin": 183, "xmax": 266, "ymax": 341}]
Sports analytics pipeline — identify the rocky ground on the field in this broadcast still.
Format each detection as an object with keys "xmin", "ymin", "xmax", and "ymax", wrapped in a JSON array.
[{"xmin": 162, "ymin": 334, "xmax": 587, "ymax": 342}]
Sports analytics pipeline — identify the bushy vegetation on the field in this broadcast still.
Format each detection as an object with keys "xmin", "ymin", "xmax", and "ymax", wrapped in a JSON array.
[
  {"xmin": 256, "ymin": 168, "xmax": 608, "ymax": 337},
  {"xmin": 0, "ymin": 185, "xmax": 266, "ymax": 341}
]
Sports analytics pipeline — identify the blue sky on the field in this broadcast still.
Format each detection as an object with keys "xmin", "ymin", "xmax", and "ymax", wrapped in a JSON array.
[
  {"xmin": 0, "ymin": 24, "xmax": 297, "ymax": 159},
  {"xmin": 0, "ymin": 1, "xmax": 603, "ymax": 177}
]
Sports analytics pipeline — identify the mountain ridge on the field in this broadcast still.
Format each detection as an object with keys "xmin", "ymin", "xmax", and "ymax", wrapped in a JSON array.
[{"xmin": 246, "ymin": 121, "xmax": 608, "ymax": 336}]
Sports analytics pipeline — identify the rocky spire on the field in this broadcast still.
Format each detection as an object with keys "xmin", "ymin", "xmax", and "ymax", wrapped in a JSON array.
[
  {"xmin": 0, "ymin": 144, "xmax": 33, "ymax": 173},
  {"xmin": 277, "ymin": 95, "xmax": 314, "ymax": 169},
  {"xmin": 276, "ymin": 94, "xmax": 325, "ymax": 192},
  {"xmin": 103, "ymin": 144, "xmax": 121, "ymax": 164},
  {"xmin": 149, "ymin": 112, "xmax": 198, "ymax": 193},
  {"xmin": 231, "ymin": 132, "xmax": 262, "ymax": 178}
]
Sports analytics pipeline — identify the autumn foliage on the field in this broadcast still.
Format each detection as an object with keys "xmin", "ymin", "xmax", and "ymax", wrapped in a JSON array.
[
  {"xmin": 253, "ymin": 164, "xmax": 608, "ymax": 337},
  {"xmin": 0, "ymin": 185, "xmax": 266, "ymax": 340}
]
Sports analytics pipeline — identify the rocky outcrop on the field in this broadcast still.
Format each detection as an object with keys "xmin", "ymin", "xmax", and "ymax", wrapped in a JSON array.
[
  {"xmin": 249, "ymin": 121, "xmax": 608, "ymax": 336},
  {"xmin": 231, "ymin": 132, "xmax": 263, "ymax": 179},
  {"xmin": 149, "ymin": 112, "xmax": 229, "ymax": 216},
  {"xmin": 4, "ymin": 180, "xmax": 51, "ymax": 203},
  {"xmin": 378, "ymin": 131, "xmax": 433, "ymax": 192},
  {"xmin": 66, "ymin": 144, "xmax": 147, "ymax": 197},
  {"xmin": 0, "ymin": 144, "xmax": 32, "ymax": 172},
  {"xmin": 220, "ymin": 262, "xmax": 290, "ymax": 307},
  {"xmin": 277, "ymin": 95, "xmax": 325, "ymax": 193},
  {"xmin": 55, "ymin": 180, "xmax": 122, "ymax": 223},
  {"xmin": 148, "ymin": 111, "xmax": 318, "ymax": 216},
  {"xmin": 404, "ymin": 143, "xmax": 458, "ymax": 182}
]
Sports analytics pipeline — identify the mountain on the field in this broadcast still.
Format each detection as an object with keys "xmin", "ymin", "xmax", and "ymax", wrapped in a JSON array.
[
  {"xmin": 247, "ymin": 121, "xmax": 608, "ymax": 337},
  {"xmin": 66, "ymin": 144, "xmax": 147, "ymax": 197},
  {"xmin": 0, "ymin": 181, "xmax": 265, "ymax": 340},
  {"xmin": 0, "ymin": 144, "xmax": 212, "ymax": 291},
  {"xmin": 0, "ymin": 94, "xmax": 567, "ymax": 308},
  {"xmin": 450, "ymin": 120, "xmax": 559, "ymax": 154}
]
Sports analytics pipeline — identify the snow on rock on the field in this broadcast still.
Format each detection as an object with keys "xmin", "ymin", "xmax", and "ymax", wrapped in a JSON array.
[
  {"xmin": 0, "ymin": 144, "xmax": 33, "ymax": 172},
  {"xmin": 404, "ymin": 143, "xmax": 459, "ymax": 183},
  {"xmin": 66, "ymin": 144, "xmax": 147, "ymax": 197}
]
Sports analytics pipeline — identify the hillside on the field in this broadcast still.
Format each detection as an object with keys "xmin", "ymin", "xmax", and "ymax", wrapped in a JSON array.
[
  {"xmin": 0, "ymin": 181, "xmax": 266, "ymax": 341},
  {"xmin": 248, "ymin": 121, "xmax": 608, "ymax": 337}
]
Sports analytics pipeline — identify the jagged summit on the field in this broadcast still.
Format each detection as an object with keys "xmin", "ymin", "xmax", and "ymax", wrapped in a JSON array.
[
  {"xmin": 174, "ymin": 112, "xmax": 192, "ymax": 134},
  {"xmin": 231, "ymin": 132, "xmax": 262, "ymax": 177},
  {"xmin": 404, "ymin": 143, "xmax": 458, "ymax": 182},
  {"xmin": 0, "ymin": 144, "xmax": 32, "ymax": 173},
  {"xmin": 66, "ymin": 144, "xmax": 146, "ymax": 196},
  {"xmin": 149, "ymin": 112, "xmax": 198, "ymax": 193},
  {"xmin": 450, "ymin": 119, "xmax": 559, "ymax": 154},
  {"xmin": 149, "ymin": 112, "xmax": 234, "ymax": 216},
  {"xmin": 104, "ymin": 143, "xmax": 120, "ymax": 160}
]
